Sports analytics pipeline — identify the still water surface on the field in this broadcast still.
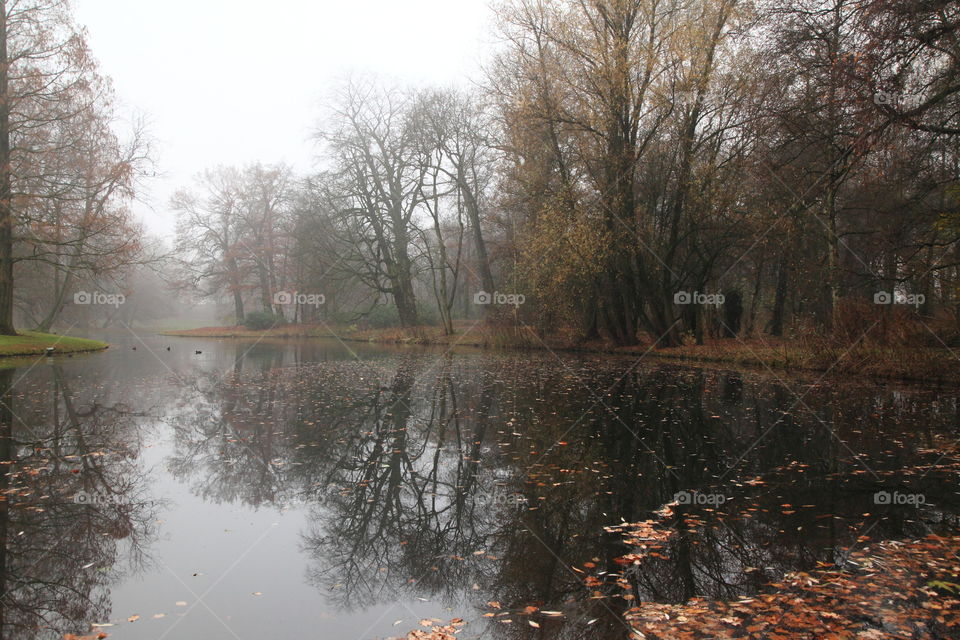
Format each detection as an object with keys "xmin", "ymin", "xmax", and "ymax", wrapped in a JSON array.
[{"xmin": 0, "ymin": 334, "xmax": 957, "ymax": 639}]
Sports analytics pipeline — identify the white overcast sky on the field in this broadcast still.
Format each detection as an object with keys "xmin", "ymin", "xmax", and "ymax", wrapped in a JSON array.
[{"xmin": 72, "ymin": 0, "xmax": 492, "ymax": 239}]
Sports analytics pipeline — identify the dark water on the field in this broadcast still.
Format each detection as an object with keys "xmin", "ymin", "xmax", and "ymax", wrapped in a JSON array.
[{"xmin": 0, "ymin": 334, "xmax": 957, "ymax": 639}]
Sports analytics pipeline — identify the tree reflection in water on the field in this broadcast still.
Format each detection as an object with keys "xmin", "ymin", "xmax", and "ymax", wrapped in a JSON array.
[
  {"xmin": 165, "ymin": 348, "xmax": 960, "ymax": 639},
  {"xmin": 0, "ymin": 364, "xmax": 158, "ymax": 639}
]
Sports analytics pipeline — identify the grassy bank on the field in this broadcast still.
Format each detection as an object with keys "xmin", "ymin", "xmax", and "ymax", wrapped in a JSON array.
[
  {"xmin": 163, "ymin": 323, "xmax": 960, "ymax": 384},
  {"xmin": 0, "ymin": 331, "xmax": 108, "ymax": 357}
]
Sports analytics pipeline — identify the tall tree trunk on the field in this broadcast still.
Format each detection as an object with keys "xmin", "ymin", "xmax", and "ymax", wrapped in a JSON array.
[
  {"xmin": 460, "ymin": 177, "xmax": 495, "ymax": 295},
  {"xmin": 693, "ymin": 303, "xmax": 704, "ymax": 345},
  {"xmin": 435, "ymin": 235, "xmax": 453, "ymax": 335},
  {"xmin": 391, "ymin": 225, "xmax": 420, "ymax": 328},
  {"xmin": 821, "ymin": 183, "xmax": 841, "ymax": 328},
  {"xmin": 596, "ymin": 9, "xmax": 641, "ymax": 347},
  {"xmin": 37, "ymin": 244, "xmax": 82, "ymax": 332},
  {"xmin": 770, "ymin": 254, "xmax": 789, "ymax": 337},
  {"xmin": 746, "ymin": 257, "xmax": 764, "ymax": 335},
  {"xmin": 393, "ymin": 278, "xmax": 419, "ymax": 327},
  {"xmin": 257, "ymin": 263, "xmax": 272, "ymax": 312},
  {"xmin": 232, "ymin": 289, "xmax": 245, "ymax": 324},
  {"xmin": 36, "ymin": 269, "xmax": 74, "ymax": 332},
  {"xmin": 0, "ymin": 2, "xmax": 15, "ymax": 336},
  {"xmin": 225, "ymin": 254, "xmax": 245, "ymax": 323}
]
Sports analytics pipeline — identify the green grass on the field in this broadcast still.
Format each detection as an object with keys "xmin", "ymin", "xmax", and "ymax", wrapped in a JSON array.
[{"xmin": 0, "ymin": 331, "xmax": 108, "ymax": 357}]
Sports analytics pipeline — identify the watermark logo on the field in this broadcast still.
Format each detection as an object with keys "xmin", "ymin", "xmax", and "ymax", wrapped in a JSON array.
[
  {"xmin": 73, "ymin": 291, "xmax": 125, "ymax": 308},
  {"xmin": 273, "ymin": 291, "xmax": 325, "ymax": 307},
  {"xmin": 74, "ymin": 490, "xmax": 128, "ymax": 506},
  {"xmin": 873, "ymin": 291, "xmax": 924, "ymax": 307},
  {"xmin": 673, "ymin": 490, "xmax": 727, "ymax": 506},
  {"xmin": 474, "ymin": 290, "xmax": 525, "ymax": 307},
  {"xmin": 873, "ymin": 490, "xmax": 925, "ymax": 506},
  {"xmin": 476, "ymin": 489, "xmax": 527, "ymax": 508},
  {"xmin": 674, "ymin": 291, "xmax": 725, "ymax": 307},
  {"xmin": 873, "ymin": 91, "xmax": 922, "ymax": 109}
]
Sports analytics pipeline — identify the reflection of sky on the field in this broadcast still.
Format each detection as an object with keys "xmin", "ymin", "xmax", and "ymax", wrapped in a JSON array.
[
  {"xmin": 14, "ymin": 337, "xmax": 455, "ymax": 640},
  {"xmin": 6, "ymin": 333, "xmax": 960, "ymax": 640},
  {"xmin": 110, "ymin": 484, "xmax": 444, "ymax": 640}
]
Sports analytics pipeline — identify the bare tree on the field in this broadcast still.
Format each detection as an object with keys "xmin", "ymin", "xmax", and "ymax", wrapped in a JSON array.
[
  {"xmin": 318, "ymin": 79, "xmax": 424, "ymax": 328},
  {"xmin": 0, "ymin": 0, "xmax": 105, "ymax": 334},
  {"xmin": 172, "ymin": 167, "xmax": 249, "ymax": 323}
]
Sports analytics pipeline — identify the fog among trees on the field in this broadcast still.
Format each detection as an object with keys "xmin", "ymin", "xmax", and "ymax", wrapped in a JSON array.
[{"xmin": 0, "ymin": 0, "xmax": 956, "ymax": 349}]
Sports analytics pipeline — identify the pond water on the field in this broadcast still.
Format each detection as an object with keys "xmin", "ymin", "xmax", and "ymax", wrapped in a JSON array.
[{"xmin": 0, "ymin": 333, "xmax": 957, "ymax": 639}]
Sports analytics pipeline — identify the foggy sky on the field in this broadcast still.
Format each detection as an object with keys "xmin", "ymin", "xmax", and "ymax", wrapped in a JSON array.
[{"xmin": 73, "ymin": 0, "xmax": 490, "ymax": 239}]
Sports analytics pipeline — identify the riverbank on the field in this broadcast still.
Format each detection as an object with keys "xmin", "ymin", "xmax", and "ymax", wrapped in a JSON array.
[
  {"xmin": 0, "ymin": 331, "xmax": 108, "ymax": 358},
  {"xmin": 404, "ymin": 535, "xmax": 960, "ymax": 640},
  {"xmin": 162, "ymin": 323, "xmax": 960, "ymax": 384}
]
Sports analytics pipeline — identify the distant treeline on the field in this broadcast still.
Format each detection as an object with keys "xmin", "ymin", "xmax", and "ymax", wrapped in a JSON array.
[{"xmin": 172, "ymin": 0, "xmax": 960, "ymax": 347}]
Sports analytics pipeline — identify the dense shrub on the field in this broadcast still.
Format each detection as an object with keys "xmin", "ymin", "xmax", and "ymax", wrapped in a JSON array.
[
  {"xmin": 242, "ymin": 311, "xmax": 284, "ymax": 330},
  {"xmin": 356, "ymin": 304, "xmax": 438, "ymax": 328}
]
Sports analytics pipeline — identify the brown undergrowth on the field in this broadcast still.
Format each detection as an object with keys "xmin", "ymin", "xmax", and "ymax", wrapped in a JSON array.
[{"xmin": 165, "ymin": 321, "xmax": 960, "ymax": 383}]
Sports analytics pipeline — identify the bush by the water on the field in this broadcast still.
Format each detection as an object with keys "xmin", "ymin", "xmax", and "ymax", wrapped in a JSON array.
[
  {"xmin": 243, "ymin": 311, "xmax": 285, "ymax": 330},
  {"xmin": 358, "ymin": 304, "xmax": 439, "ymax": 328}
]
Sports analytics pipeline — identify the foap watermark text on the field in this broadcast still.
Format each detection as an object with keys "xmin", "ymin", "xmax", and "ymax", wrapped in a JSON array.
[
  {"xmin": 674, "ymin": 490, "xmax": 727, "ymax": 506},
  {"xmin": 74, "ymin": 291, "xmax": 125, "ymax": 308},
  {"xmin": 873, "ymin": 291, "xmax": 924, "ymax": 307},
  {"xmin": 674, "ymin": 291, "xmax": 724, "ymax": 307},
  {"xmin": 474, "ymin": 290, "xmax": 525, "ymax": 307},
  {"xmin": 273, "ymin": 290, "xmax": 325, "ymax": 307}
]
